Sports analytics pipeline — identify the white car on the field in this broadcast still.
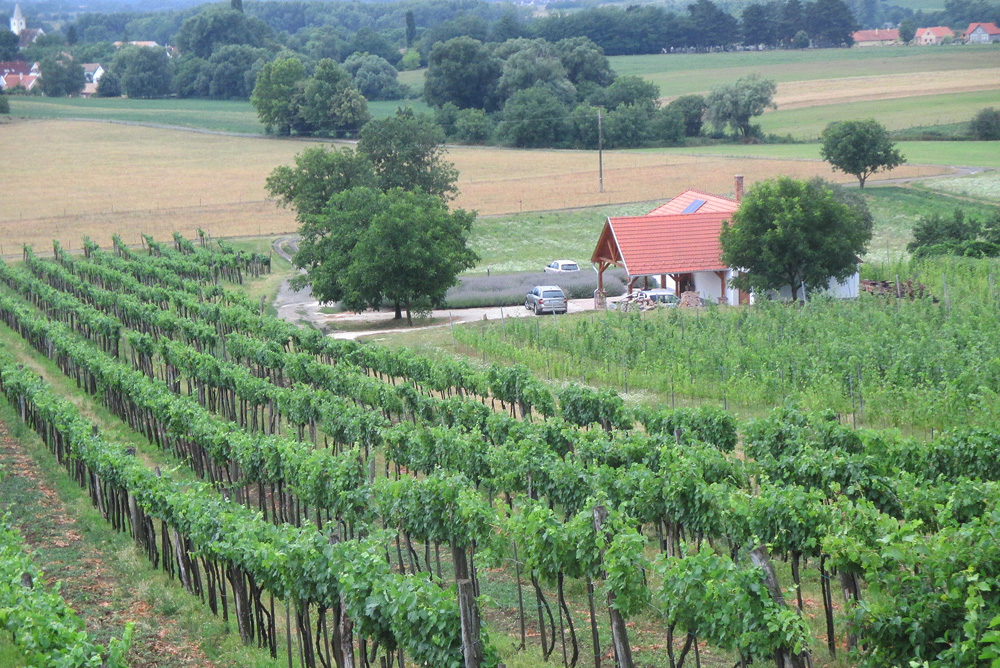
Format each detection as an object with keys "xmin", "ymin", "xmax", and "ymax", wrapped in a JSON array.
[
  {"xmin": 638, "ymin": 288, "xmax": 680, "ymax": 306},
  {"xmin": 544, "ymin": 260, "xmax": 580, "ymax": 273}
]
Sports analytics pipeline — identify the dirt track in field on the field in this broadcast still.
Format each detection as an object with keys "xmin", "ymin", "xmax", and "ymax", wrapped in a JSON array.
[{"xmin": 0, "ymin": 422, "xmax": 217, "ymax": 668}]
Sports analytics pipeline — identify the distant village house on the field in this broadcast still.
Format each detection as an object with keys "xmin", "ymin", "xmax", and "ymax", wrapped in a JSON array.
[
  {"xmin": 851, "ymin": 28, "xmax": 900, "ymax": 46},
  {"xmin": 81, "ymin": 63, "xmax": 105, "ymax": 97},
  {"xmin": 915, "ymin": 26, "xmax": 954, "ymax": 44},
  {"xmin": 964, "ymin": 22, "xmax": 1000, "ymax": 43},
  {"xmin": 0, "ymin": 60, "xmax": 39, "ymax": 92}
]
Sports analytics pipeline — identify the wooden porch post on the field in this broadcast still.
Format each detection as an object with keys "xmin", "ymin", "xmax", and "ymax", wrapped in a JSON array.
[
  {"xmin": 716, "ymin": 271, "xmax": 728, "ymax": 304},
  {"xmin": 595, "ymin": 261, "xmax": 608, "ymax": 309}
]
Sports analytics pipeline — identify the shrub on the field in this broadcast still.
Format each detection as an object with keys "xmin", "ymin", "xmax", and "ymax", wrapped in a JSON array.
[
  {"xmin": 0, "ymin": 94, "xmax": 9, "ymax": 114},
  {"xmin": 970, "ymin": 107, "xmax": 1000, "ymax": 141}
]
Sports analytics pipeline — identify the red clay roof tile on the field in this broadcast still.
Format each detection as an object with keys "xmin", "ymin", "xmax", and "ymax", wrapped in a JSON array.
[{"xmin": 602, "ymin": 211, "xmax": 733, "ymax": 276}]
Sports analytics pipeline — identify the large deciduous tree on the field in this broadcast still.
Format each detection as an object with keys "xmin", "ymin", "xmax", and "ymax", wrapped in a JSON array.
[
  {"xmin": 496, "ymin": 40, "xmax": 576, "ymax": 106},
  {"xmin": 720, "ymin": 177, "xmax": 872, "ymax": 301},
  {"xmin": 39, "ymin": 56, "xmax": 85, "ymax": 97},
  {"xmin": 112, "ymin": 46, "xmax": 173, "ymax": 98},
  {"xmin": 294, "ymin": 187, "xmax": 478, "ymax": 324},
  {"xmin": 0, "ymin": 30, "xmax": 19, "ymax": 60},
  {"xmin": 357, "ymin": 109, "xmax": 458, "ymax": 199},
  {"xmin": 554, "ymin": 36, "xmax": 615, "ymax": 88},
  {"xmin": 970, "ymin": 107, "xmax": 1000, "ymax": 140},
  {"xmin": 496, "ymin": 86, "xmax": 571, "ymax": 148},
  {"xmin": 266, "ymin": 146, "xmax": 377, "ymax": 219},
  {"xmin": 250, "ymin": 56, "xmax": 306, "ymax": 134},
  {"xmin": 175, "ymin": 7, "xmax": 272, "ymax": 59},
  {"xmin": 344, "ymin": 52, "xmax": 406, "ymax": 101},
  {"xmin": 667, "ymin": 94, "xmax": 707, "ymax": 136},
  {"xmin": 299, "ymin": 58, "xmax": 370, "ymax": 137},
  {"xmin": 804, "ymin": 0, "xmax": 856, "ymax": 46},
  {"xmin": 705, "ymin": 74, "xmax": 776, "ymax": 138},
  {"xmin": 688, "ymin": 0, "xmax": 740, "ymax": 47},
  {"xmin": 820, "ymin": 119, "xmax": 904, "ymax": 188},
  {"xmin": 424, "ymin": 37, "xmax": 502, "ymax": 110},
  {"xmin": 898, "ymin": 19, "xmax": 916, "ymax": 44},
  {"xmin": 96, "ymin": 70, "xmax": 122, "ymax": 97}
]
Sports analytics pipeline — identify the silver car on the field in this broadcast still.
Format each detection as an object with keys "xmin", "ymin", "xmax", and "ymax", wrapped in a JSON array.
[{"xmin": 525, "ymin": 285, "xmax": 568, "ymax": 315}]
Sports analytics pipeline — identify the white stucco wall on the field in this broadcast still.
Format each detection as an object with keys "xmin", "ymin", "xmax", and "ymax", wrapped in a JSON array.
[{"xmin": 766, "ymin": 271, "xmax": 860, "ymax": 301}]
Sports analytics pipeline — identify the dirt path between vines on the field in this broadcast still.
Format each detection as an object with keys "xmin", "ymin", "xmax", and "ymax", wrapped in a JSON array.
[{"xmin": 0, "ymin": 421, "xmax": 217, "ymax": 668}]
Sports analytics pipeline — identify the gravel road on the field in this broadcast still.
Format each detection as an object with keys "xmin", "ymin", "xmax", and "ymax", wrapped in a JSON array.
[{"xmin": 271, "ymin": 236, "xmax": 597, "ymax": 339}]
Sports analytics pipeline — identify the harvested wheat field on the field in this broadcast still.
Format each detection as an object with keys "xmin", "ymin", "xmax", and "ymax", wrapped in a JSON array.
[
  {"xmin": 773, "ymin": 68, "xmax": 1000, "ymax": 110},
  {"xmin": 1, "ymin": 119, "xmax": 950, "ymax": 251}
]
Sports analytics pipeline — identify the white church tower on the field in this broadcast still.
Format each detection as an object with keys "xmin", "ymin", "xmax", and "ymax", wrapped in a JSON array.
[{"xmin": 11, "ymin": 3, "xmax": 27, "ymax": 36}]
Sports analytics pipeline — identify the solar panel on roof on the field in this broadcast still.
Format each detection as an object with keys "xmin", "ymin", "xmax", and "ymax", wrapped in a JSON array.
[{"xmin": 681, "ymin": 199, "xmax": 706, "ymax": 214}]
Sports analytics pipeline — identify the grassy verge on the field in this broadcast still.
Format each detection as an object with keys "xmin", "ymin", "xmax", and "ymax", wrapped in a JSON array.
[
  {"xmin": 862, "ymin": 185, "xmax": 998, "ymax": 262},
  {"xmin": 0, "ymin": 638, "xmax": 27, "ymax": 667},
  {"xmin": 222, "ymin": 236, "xmax": 297, "ymax": 315}
]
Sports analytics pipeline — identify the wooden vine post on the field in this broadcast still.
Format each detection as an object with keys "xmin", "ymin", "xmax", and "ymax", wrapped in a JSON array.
[
  {"xmin": 748, "ymin": 546, "xmax": 809, "ymax": 668},
  {"xmin": 454, "ymin": 543, "xmax": 484, "ymax": 668},
  {"xmin": 593, "ymin": 505, "xmax": 633, "ymax": 668}
]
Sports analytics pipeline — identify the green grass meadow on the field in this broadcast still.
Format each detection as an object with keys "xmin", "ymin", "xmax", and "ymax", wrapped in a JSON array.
[
  {"xmin": 7, "ymin": 95, "xmax": 429, "ymax": 134},
  {"xmin": 758, "ymin": 90, "xmax": 1000, "ymax": 138},
  {"xmin": 7, "ymin": 96, "xmax": 264, "ymax": 133},
  {"xmin": 655, "ymin": 140, "xmax": 1000, "ymax": 168}
]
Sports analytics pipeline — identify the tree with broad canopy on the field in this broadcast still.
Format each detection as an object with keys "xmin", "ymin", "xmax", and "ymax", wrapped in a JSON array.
[
  {"xmin": 293, "ymin": 187, "xmax": 478, "ymax": 324},
  {"xmin": 720, "ymin": 177, "xmax": 873, "ymax": 301},
  {"xmin": 705, "ymin": 74, "xmax": 777, "ymax": 138},
  {"xmin": 820, "ymin": 119, "xmax": 904, "ymax": 189}
]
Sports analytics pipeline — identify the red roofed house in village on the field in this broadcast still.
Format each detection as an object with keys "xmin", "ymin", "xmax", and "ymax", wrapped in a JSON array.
[
  {"xmin": 1, "ymin": 72, "xmax": 39, "ymax": 91},
  {"xmin": 964, "ymin": 22, "xmax": 1000, "ymax": 43},
  {"xmin": 0, "ymin": 60, "xmax": 39, "ymax": 91},
  {"xmin": 851, "ymin": 28, "xmax": 900, "ymax": 46},
  {"xmin": 591, "ymin": 176, "xmax": 860, "ymax": 306},
  {"xmin": 915, "ymin": 26, "xmax": 954, "ymax": 44}
]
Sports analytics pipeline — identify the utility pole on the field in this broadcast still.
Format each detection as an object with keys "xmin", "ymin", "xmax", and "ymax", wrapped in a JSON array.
[{"xmin": 597, "ymin": 107, "xmax": 604, "ymax": 193}]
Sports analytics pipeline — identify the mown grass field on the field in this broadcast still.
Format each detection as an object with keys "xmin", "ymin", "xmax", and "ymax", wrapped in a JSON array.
[
  {"xmin": 5, "ymin": 96, "xmax": 429, "ymax": 134},
  {"xmin": 615, "ymin": 45, "xmax": 1000, "ymax": 137},
  {"xmin": 654, "ymin": 140, "xmax": 1000, "ymax": 168},
  {"xmin": 609, "ymin": 45, "xmax": 1000, "ymax": 97},
  {"xmin": 759, "ymin": 89, "xmax": 1000, "ymax": 138}
]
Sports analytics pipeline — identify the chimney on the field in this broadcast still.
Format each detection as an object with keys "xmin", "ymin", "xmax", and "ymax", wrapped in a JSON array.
[{"xmin": 734, "ymin": 175, "xmax": 744, "ymax": 203}]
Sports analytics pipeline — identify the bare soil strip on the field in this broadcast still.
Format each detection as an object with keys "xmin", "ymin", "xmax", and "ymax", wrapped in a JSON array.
[{"xmin": 0, "ymin": 421, "xmax": 217, "ymax": 667}]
